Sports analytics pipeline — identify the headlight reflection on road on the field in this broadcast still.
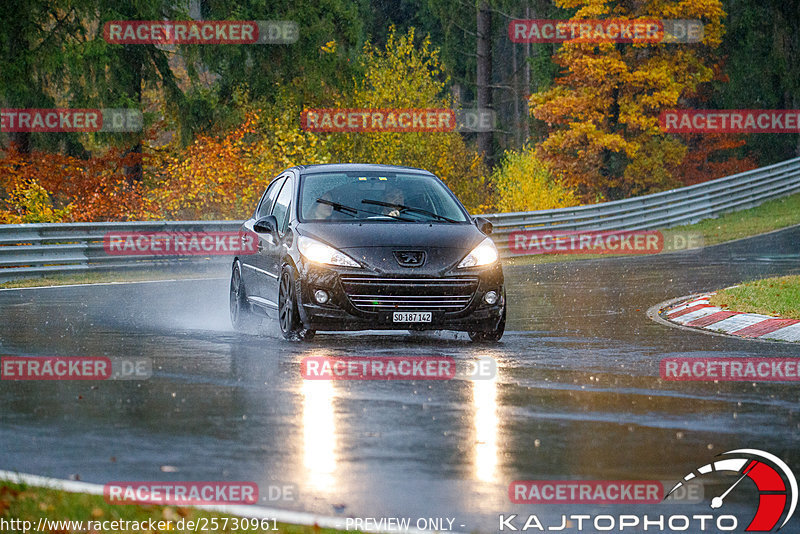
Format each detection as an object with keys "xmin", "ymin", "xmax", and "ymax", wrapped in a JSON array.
[
  {"xmin": 302, "ymin": 353, "xmax": 338, "ymax": 493},
  {"xmin": 472, "ymin": 353, "xmax": 500, "ymax": 483}
]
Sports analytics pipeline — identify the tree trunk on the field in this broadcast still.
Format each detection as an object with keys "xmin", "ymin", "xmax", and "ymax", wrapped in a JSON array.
[
  {"xmin": 122, "ymin": 44, "xmax": 143, "ymax": 185},
  {"xmin": 476, "ymin": 1, "xmax": 493, "ymax": 168},
  {"xmin": 5, "ymin": 0, "xmax": 32, "ymax": 155},
  {"xmin": 524, "ymin": 4, "xmax": 531, "ymax": 145}
]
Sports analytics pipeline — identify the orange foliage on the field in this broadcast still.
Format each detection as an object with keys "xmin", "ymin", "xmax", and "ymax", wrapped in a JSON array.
[
  {"xmin": 145, "ymin": 110, "xmax": 329, "ymax": 220},
  {"xmin": 145, "ymin": 115, "xmax": 263, "ymax": 220},
  {"xmin": 530, "ymin": 0, "xmax": 727, "ymax": 201},
  {"xmin": 0, "ymin": 145, "xmax": 146, "ymax": 222},
  {"xmin": 673, "ymin": 133, "xmax": 757, "ymax": 185}
]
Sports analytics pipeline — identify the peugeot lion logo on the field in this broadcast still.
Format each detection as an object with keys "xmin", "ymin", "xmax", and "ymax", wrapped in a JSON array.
[{"xmin": 394, "ymin": 250, "xmax": 425, "ymax": 267}]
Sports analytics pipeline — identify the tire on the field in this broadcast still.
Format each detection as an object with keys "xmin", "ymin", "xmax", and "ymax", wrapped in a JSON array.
[
  {"xmin": 468, "ymin": 293, "xmax": 506, "ymax": 342},
  {"xmin": 230, "ymin": 261, "xmax": 258, "ymax": 332},
  {"xmin": 278, "ymin": 265, "xmax": 315, "ymax": 341}
]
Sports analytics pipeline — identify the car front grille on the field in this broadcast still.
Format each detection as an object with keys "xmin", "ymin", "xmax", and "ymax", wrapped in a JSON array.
[{"xmin": 339, "ymin": 275, "xmax": 478, "ymax": 312}]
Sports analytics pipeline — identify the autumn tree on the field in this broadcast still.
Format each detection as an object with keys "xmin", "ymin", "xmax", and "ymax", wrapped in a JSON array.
[
  {"xmin": 145, "ymin": 102, "xmax": 329, "ymax": 220},
  {"xmin": 0, "ymin": 145, "xmax": 146, "ymax": 222},
  {"xmin": 325, "ymin": 27, "xmax": 491, "ymax": 212},
  {"xmin": 530, "ymin": 0, "xmax": 725, "ymax": 201},
  {"xmin": 491, "ymin": 146, "xmax": 578, "ymax": 212}
]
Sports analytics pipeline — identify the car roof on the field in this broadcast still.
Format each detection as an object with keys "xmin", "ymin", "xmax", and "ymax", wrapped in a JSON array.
[{"xmin": 292, "ymin": 163, "xmax": 435, "ymax": 175}]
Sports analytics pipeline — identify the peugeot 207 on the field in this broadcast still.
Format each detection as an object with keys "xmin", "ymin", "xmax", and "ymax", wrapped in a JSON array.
[{"xmin": 229, "ymin": 163, "xmax": 505, "ymax": 342}]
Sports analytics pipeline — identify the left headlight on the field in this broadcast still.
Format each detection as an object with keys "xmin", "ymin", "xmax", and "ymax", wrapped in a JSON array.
[
  {"xmin": 457, "ymin": 237, "xmax": 498, "ymax": 268},
  {"xmin": 298, "ymin": 235, "xmax": 360, "ymax": 268}
]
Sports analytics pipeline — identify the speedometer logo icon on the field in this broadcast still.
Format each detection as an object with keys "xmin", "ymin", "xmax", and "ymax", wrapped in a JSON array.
[{"xmin": 666, "ymin": 449, "xmax": 797, "ymax": 531}]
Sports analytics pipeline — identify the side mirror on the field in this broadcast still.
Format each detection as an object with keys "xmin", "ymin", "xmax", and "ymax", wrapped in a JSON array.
[
  {"xmin": 253, "ymin": 215, "xmax": 279, "ymax": 240},
  {"xmin": 473, "ymin": 216, "xmax": 493, "ymax": 235}
]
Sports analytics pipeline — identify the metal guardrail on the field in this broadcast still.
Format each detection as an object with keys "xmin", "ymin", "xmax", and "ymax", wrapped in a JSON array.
[
  {"xmin": 1, "ymin": 156, "xmax": 799, "ymax": 282},
  {"xmin": 481, "ymin": 156, "xmax": 800, "ymax": 255},
  {"xmin": 0, "ymin": 221, "xmax": 239, "ymax": 283}
]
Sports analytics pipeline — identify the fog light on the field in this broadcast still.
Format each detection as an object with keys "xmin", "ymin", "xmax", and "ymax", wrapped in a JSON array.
[
  {"xmin": 484, "ymin": 290, "xmax": 498, "ymax": 305},
  {"xmin": 314, "ymin": 289, "xmax": 330, "ymax": 304}
]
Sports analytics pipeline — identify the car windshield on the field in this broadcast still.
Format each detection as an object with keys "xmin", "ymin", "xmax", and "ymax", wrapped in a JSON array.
[{"xmin": 299, "ymin": 171, "xmax": 469, "ymax": 223}]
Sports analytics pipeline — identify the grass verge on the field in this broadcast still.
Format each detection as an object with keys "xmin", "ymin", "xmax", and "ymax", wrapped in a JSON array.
[
  {"xmin": 0, "ymin": 482, "xmax": 353, "ymax": 534},
  {"xmin": 709, "ymin": 275, "xmax": 800, "ymax": 320},
  {"xmin": 667, "ymin": 189, "xmax": 800, "ymax": 247},
  {"xmin": 0, "ymin": 265, "xmax": 228, "ymax": 289}
]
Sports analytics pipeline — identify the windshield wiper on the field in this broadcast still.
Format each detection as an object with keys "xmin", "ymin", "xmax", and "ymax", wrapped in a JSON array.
[
  {"xmin": 361, "ymin": 199, "xmax": 458, "ymax": 223},
  {"xmin": 315, "ymin": 198, "xmax": 413, "ymax": 221},
  {"xmin": 315, "ymin": 198, "xmax": 359, "ymax": 217}
]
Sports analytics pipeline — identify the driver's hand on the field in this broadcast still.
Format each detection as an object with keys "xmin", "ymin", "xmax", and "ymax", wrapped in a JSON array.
[{"xmin": 388, "ymin": 209, "xmax": 401, "ymax": 217}]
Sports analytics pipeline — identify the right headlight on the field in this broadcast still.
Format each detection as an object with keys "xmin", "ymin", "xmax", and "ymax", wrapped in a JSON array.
[
  {"xmin": 457, "ymin": 237, "xmax": 498, "ymax": 268},
  {"xmin": 298, "ymin": 235, "xmax": 360, "ymax": 268}
]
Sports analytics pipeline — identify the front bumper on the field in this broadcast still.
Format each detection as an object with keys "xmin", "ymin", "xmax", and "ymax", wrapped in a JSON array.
[{"xmin": 294, "ymin": 260, "xmax": 505, "ymax": 332}]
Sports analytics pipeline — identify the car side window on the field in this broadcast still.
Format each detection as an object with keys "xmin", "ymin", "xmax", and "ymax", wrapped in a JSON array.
[
  {"xmin": 271, "ymin": 178, "xmax": 293, "ymax": 235},
  {"xmin": 256, "ymin": 177, "xmax": 286, "ymax": 219}
]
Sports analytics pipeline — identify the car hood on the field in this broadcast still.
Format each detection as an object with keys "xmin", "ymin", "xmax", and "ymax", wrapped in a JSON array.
[{"xmin": 297, "ymin": 222, "xmax": 488, "ymax": 274}]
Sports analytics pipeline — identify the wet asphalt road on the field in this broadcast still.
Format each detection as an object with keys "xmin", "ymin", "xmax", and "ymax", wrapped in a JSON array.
[{"xmin": 1, "ymin": 226, "xmax": 799, "ymax": 532}]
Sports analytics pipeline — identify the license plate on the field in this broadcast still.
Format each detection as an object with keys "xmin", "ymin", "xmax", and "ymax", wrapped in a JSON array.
[{"xmin": 393, "ymin": 312, "xmax": 432, "ymax": 323}]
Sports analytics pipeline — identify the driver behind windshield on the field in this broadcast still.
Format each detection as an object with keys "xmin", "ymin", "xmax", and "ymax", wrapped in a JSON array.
[
  {"xmin": 311, "ymin": 191, "xmax": 335, "ymax": 220},
  {"xmin": 383, "ymin": 186, "xmax": 405, "ymax": 217}
]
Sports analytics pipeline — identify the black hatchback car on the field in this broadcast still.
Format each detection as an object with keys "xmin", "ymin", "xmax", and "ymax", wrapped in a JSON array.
[{"xmin": 230, "ymin": 163, "xmax": 505, "ymax": 341}]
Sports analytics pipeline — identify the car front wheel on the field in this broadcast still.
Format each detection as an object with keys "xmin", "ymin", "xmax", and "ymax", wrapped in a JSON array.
[
  {"xmin": 278, "ymin": 265, "xmax": 315, "ymax": 341},
  {"xmin": 468, "ymin": 293, "xmax": 506, "ymax": 342}
]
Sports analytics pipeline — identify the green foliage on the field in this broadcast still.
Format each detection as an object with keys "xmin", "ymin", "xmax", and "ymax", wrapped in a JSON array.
[
  {"xmin": 186, "ymin": 0, "xmax": 368, "ymax": 111},
  {"xmin": 712, "ymin": 0, "xmax": 800, "ymax": 165}
]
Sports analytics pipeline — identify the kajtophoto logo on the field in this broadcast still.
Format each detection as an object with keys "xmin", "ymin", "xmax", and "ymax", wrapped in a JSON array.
[
  {"xmin": 666, "ymin": 449, "xmax": 797, "ymax": 532},
  {"xmin": 499, "ymin": 449, "xmax": 795, "ymax": 531}
]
